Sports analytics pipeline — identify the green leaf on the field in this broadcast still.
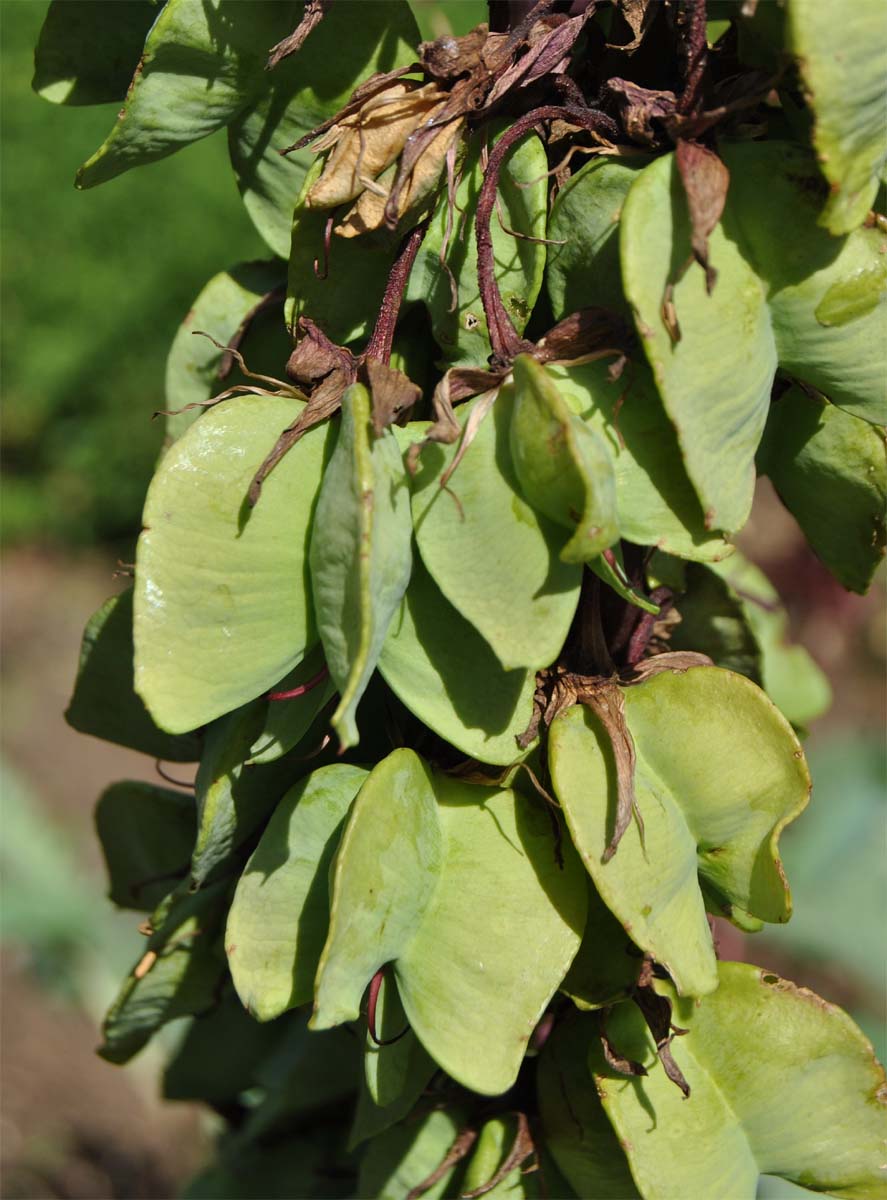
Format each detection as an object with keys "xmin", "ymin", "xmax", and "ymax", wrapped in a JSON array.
[
  {"xmin": 379, "ymin": 554, "xmax": 537, "ymax": 765},
  {"xmin": 99, "ymin": 882, "xmax": 227, "ymax": 1064},
  {"xmin": 226, "ymin": 763, "xmax": 369, "ymax": 1020},
  {"xmin": 620, "ymin": 152, "xmax": 777, "ymax": 534},
  {"xmin": 358, "ymin": 1109, "xmax": 465, "ymax": 1200},
  {"xmin": 134, "ymin": 393, "xmax": 332, "ymax": 733},
  {"xmin": 593, "ymin": 963, "xmax": 887, "ymax": 1200},
  {"xmin": 228, "ymin": 0, "xmax": 419, "ymax": 257},
  {"xmin": 561, "ymin": 882, "xmax": 643, "ymax": 1011},
  {"xmin": 463, "ymin": 1116, "xmax": 545, "ymax": 1199},
  {"xmin": 164, "ymin": 260, "xmax": 288, "ymax": 444},
  {"xmin": 288, "ymin": 159, "xmax": 402, "ymax": 345},
  {"xmin": 312, "ymin": 750, "xmax": 443, "ymax": 1026},
  {"xmin": 759, "ymin": 386, "xmax": 887, "ymax": 593},
  {"xmin": 405, "ymin": 127, "xmax": 547, "ymax": 367},
  {"xmin": 243, "ymin": 1017, "xmax": 358, "ymax": 1145},
  {"xmin": 546, "ymin": 156, "xmax": 648, "ymax": 319},
  {"xmin": 548, "ymin": 358, "xmax": 732, "ymax": 561},
  {"xmin": 350, "ymin": 1061, "xmax": 436, "ymax": 1150},
  {"xmin": 621, "ymin": 142, "xmax": 887, "ymax": 532},
  {"xmin": 589, "ymin": 549, "xmax": 661, "ymax": 615},
  {"xmin": 363, "ymin": 973, "xmax": 435, "ymax": 1108},
  {"xmin": 66, "ymin": 588, "xmax": 201, "ymax": 761},
  {"xmin": 191, "ymin": 699, "xmax": 325, "ymax": 888},
  {"xmin": 722, "ymin": 142, "xmax": 887, "ymax": 427},
  {"xmin": 511, "ymin": 355, "xmax": 619, "ymax": 562},
  {"xmin": 96, "ymin": 780, "xmax": 195, "ymax": 912},
  {"xmin": 412, "ymin": 389, "xmax": 582, "ymax": 671},
  {"xmin": 703, "ymin": 553, "xmax": 833, "ymax": 728},
  {"xmin": 75, "ymin": 0, "xmax": 297, "ymax": 188},
  {"xmin": 163, "ymin": 993, "xmax": 283, "ymax": 1103},
  {"xmin": 246, "ymin": 643, "xmax": 336, "ymax": 765},
  {"xmin": 787, "ymin": 0, "xmax": 887, "ymax": 233},
  {"xmin": 33, "ymin": 0, "xmax": 157, "ymax": 106},
  {"xmin": 309, "ymin": 384, "xmax": 413, "ymax": 749},
  {"xmin": 666, "ymin": 559, "xmax": 763, "ymax": 681},
  {"xmin": 537, "ymin": 1015, "xmax": 639, "ymax": 1200},
  {"xmin": 548, "ymin": 666, "xmax": 810, "ymax": 996},
  {"xmin": 313, "ymin": 749, "xmax": 586, "ymax": 1094},
  {"xmin": 184, "ymin": 1129, "xmax": 354, "ymax": 1200}
]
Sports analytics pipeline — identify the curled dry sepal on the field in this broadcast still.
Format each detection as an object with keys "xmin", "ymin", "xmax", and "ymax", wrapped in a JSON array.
[{"xmin": 38, "ymin": 0, "xmax": 887, "ymax": 1196}]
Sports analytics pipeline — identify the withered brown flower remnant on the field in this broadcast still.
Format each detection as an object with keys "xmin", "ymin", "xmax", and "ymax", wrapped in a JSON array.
[{"xmin": 305, "ymin": 81, "xmax": 463, "ymax": 237}]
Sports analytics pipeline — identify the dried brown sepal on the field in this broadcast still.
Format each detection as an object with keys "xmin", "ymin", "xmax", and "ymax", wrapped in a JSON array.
[
  {"xmin": 460, "ymin": 1112, "xmax": 536, "ymax": 1200},
  {"xmin": 405, "ymin": 370, "xmax": 464, "ymax": 475},
  {"xmin": 439, "ymin": 387, "xmax": 498, "ymax": 489},
  {"xmin": 285, "ymin": 316, "xmax": 354, "ymax": 386},
  {"xmin": 661, "ymin": 278, "xmax": 684, "ymax": 343},
  {"xmin": 249, "ymin": 322, "xmax": 357, "ymax": 505},
  {"xmin": 604, "ymin": 78, "xmax": 677, "ymax": 147},
  {"xmin": 623, "ymin": 649, "xmax": 713, "ymax": 684},
  {"xmin": 247, "ymin": 367, "xmax": 353, "ymax": 507},
  {"xmin": 675, "ymin": 139, "xmax": 729, "ymax": 293},
  {"xmin": 608, "ymin": 0, "xmax": 657, "ymax": 53},
  {"xmin": 535, "ymin": 308, "xmax": 633, "ymax": 366},
  {"xmin": 632, "ymin": 977, "xmax": 691, "ymax": 1098},
  {"xmin": 266, "ymin": 0, "xmax": 332, "ymax": 70},
  {"xmin": 419, "ymin": 25, "xmax": 489, "ymax": 80},
  {"xmin": 598, "ymin": 1009, "xmax": 649, "ymax": 1078},
  {"xmin": 484, "ymin": 12, "xmax": 593, "ymax": 108},
  {"xmin": 361, "ymin": 357, "xmax": 421, "ymax": 435},
  {"xmin": 405, "ymin": 1128, "xmax": 479, "ymax": 1200},
  {"xmin": 582, "ymin": 682, "xmax": 641, "ymax": 862}
]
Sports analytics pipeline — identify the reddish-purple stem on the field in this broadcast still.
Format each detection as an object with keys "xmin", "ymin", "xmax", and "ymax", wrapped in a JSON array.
[
  {"xmin": 364, "ymin": 221, "xmax": 428, "ymax": 365},
  {"xmin": 475, "ymin": 105, "xmax": 619, "ymax": 366},
  {"xmin": 268, "ymin": 665, "xmax": 329, "ymax": 702},
  {"xmin": 625, "ymin": 587, "xmax": 673, "ymax": 665},
  {"xmin": 366, "ymin": 966, "xmax": 410, "ymax": 1046},
  {"xmin": 676, "ymin": 0, "xmax": 708, "ymax": 116}
]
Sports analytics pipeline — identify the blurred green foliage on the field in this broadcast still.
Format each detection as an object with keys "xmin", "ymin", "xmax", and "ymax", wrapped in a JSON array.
[{"xmin": 1, "ymin": 2, "xmax": 265, "ymax": 547}]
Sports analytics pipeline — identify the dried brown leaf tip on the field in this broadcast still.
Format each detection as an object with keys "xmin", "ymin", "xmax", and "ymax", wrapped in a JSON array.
[
  {"xmin": 675, "ymin": 139, "xmax": 730, "ymax": 293},
  {"xmin": 632, "ymin": 976, "xmax": 691, "ymax": 1098}
]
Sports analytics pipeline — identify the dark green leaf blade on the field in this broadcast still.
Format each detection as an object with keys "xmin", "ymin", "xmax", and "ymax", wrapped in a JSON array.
[
  {"xmin": 511, "ymin": 355, "xmax": 619, "ymax": 563},
  {"xmin": 164, "ymin": 260, "xmax": 288, "ymax": 444},
  {"xmin": 225, "ymin": 763, "xmax": 369, "ymax": 1020},
  {"xmin": 96, "ymin": 780, "xmax": 196, "ymax": 912},
  {"xmin": 759, "ymin": 386, "xmax": 887, "ymax": 593},
  {"xmin": 412, "ymin": 388, "xmax": 582, "ymax": 672},
  {"xmin": 76, "ymin": 0, "xmax": 298, "ymax": 189},
  {"xmin": 787, "ymin": 0, "xmax": 887, "ymax": 234},
  {"xmin": 99, "ymin": 882, "xmax": 227, "ymax": 1064},
  {"xmin": 33, "ymin": 0, "xmax": 157, "ymax": 107},
  {"xmin": 66, "ymin": 587, "xmax": 201, "ymax": 761},
  {"xmin": 378, "ymin": 553, "xmax": 537, "ymax": 765}
]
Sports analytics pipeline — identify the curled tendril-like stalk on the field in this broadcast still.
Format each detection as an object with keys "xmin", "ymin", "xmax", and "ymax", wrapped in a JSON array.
[{"xmin": 474, "ymin": 105, "xmax": 619, "ymax": 367}]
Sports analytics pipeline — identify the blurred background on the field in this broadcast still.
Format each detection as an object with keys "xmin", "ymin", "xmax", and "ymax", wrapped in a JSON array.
[{"xmin": 1, "ymin": 2, "xmax": 884, "ymax": 1197}]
